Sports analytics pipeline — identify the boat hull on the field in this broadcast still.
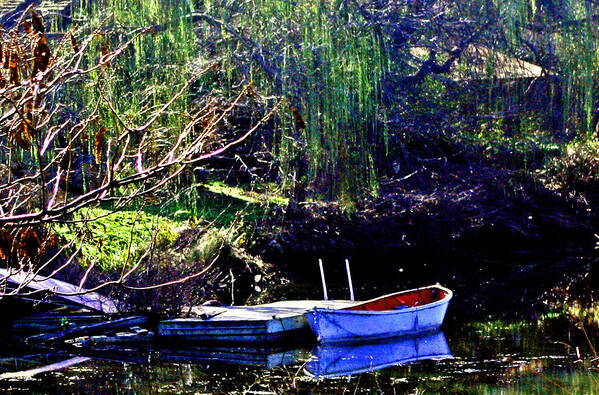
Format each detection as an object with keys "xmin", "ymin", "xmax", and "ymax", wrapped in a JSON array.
[{"xmin": 305, "ymin": 286, "xmax": 452, "ymax": 343}]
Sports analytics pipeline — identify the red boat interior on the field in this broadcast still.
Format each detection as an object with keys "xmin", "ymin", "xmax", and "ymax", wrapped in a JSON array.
[{"xmin": 343, "ymin": 287, "xmax": 448, "ymax": 311}]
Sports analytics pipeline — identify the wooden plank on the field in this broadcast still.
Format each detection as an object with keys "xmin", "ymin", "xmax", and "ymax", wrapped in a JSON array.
[
  {"xmin": 0, "ymin": 352, "xmax": 68, "ymax": 372},
  {"xmin": 0, "ymin": 268, "xmax": 119, "ymax": 314},
  {"xmin": 266, "ymin": 314, "xmax": 307, "ymax": 334},
  {"xmin": 187, "ymin": 300, "xmax": 357, "ymax": 321},
  {"xmin": 67, "ymin": 347, "xmax": 150, "ymax": 365},
  {"xmin": 13, "ymin": 314, "xmax": 105, "ymax": 332},
  {"xmin": 157, "ymin": 328, "xmax": 310, "ymax": 344},
  {"xmin": 27, "ymin": 316, "xmax": 147, "ymax": 343}
]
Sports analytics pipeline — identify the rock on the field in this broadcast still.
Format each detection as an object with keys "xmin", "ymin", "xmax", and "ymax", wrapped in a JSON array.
[{"xmin": 267, "ymin": 239, "xmax": 283, "ymax": 254}]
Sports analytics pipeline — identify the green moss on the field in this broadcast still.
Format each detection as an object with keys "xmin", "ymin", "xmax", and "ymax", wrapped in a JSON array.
[
  {"xmin": 188, "ymin": 226, "xmax": 236, "ymax": 264},
  {"xmin": 468, "ymin": 319, "xmax": 531, "ymax": 336},
  {"xmin": 135, "ymin": 180, "xmax": 287, "ymax": 230},
  {"xmin": 564, "ymin": 303, "xmax": 599, "ymax": 327}
]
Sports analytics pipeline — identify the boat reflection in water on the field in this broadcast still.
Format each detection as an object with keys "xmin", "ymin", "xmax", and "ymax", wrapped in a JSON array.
[
  {"xmin": 305, "ymin": 331, "xmax": 451, "ymax": 379},
  {"xmin": 0, "ymin": 333, "xmax": 449, "ymax": 380}
]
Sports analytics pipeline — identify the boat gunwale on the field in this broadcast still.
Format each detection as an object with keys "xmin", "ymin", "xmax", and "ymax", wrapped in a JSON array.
[{"xmin": 309, "ymin": 284, "xmax": 453, "ymax": 315}]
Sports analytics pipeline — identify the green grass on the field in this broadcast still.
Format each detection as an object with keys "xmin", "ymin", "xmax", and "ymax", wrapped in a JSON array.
[
  {"xmin": 468, "ymin": 319, "xmax": 531, "ymax": 336},
  {"xmin": 201, "ymin": 181, "xmax": 289, "ymax": 206},
  {"xmin": 543, "ymin": 139, "xmax": 599, "ymax": 191},
  {"xmin": 53, "ymin": 180, "xmax": 286, "ymax": 270},
  {"xmin": 54, "ymin": 207, "xmax": 181, "ymax": 271},
  {"xmin": 541, "ymin": 302, "xmax": 599, "ymax": 328},
  {"xmin": 139, "ymin": 180, "xmax": 288, "ymax": 226}
]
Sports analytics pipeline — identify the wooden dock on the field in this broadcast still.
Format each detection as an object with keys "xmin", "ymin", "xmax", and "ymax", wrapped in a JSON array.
[
  {"xmin": 158, "ymin": 300, "xmax": 357, "ymax": 343},
  {"xmin": 0, "ymin": 356, "xmax": 90, "ymax": 380}
]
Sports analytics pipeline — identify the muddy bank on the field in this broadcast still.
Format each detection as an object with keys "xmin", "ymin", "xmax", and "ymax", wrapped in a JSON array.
[{"xmin": 252, "ymin": 163, "xmax": 598, "ymax": 321}]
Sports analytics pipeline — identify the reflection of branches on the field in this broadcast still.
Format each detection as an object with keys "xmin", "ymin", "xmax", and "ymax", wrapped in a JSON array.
[{"xmin": 0, "ymin": 10, "xmax": 278, "ymax": 299}]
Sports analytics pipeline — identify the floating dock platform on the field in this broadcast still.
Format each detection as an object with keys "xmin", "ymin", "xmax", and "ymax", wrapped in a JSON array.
[{"xmin": 158, "ymin": 300, "xmax": 356, "ymax": 343}]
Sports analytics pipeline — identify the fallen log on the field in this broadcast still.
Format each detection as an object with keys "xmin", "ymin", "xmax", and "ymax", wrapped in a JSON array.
[
  {"xmin": 0, "ymin": 357, "xmax": 91, "ymax": 380},
  {"xmin": 81, "ymin": 327, "xmax": 154, "ymax": 347},
  {"xmin": 27, "ymin": 316, "xmax": 147, "ymax": 344}
]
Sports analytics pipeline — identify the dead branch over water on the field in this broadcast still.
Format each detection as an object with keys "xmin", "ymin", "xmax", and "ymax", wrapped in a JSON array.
[{"xmin": 0, "ymin": 9, "xmax": 278, "ymax": 299}]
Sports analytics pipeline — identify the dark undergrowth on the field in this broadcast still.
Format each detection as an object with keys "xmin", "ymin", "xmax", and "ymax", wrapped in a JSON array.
[{"xmin": 246, "ymin": 127, "xmax": 598, "ymax": 322}]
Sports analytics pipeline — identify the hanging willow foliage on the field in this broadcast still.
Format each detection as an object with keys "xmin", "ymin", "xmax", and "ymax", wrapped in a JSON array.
[
  {"xmin": 199, "ymin": 0, "xmax": 386, "ymax": 201},
  {"xmin": 480, "ymin": 0, "xmax": 599, "ymax": 135},
  {"xmin": 55, "ymin": 0, "xmax": 598, "ymax": 204}
]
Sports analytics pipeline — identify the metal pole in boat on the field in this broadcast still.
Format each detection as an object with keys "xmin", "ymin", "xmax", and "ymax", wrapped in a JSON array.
[
  {"xmin": 318, "ymin": 259, "xmax": 328, "ymax": 300},
  {"xmin": 345, "ymin": 258, "xmax": 355, "ymax": 301}
]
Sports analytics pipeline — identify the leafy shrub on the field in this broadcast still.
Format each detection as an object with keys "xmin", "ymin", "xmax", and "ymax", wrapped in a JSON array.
[
  {"xmin": 546, "ymin": 140, "xmax": 599, "ymax": 193},
  {"xmin": 188, "ymin": 226, "xmax": 236, "ymax": 264}
]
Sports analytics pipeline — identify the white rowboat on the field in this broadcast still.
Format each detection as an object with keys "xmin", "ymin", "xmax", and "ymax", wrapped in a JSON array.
[{"xmin": 305, "ymin": 285, "xmax": 452, "ymax": 344}]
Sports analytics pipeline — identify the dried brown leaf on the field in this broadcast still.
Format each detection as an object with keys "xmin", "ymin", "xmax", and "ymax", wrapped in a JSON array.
[
  {"xmin": 2, "ymin": 44, "xmax": 9, "ymax": 69},
  {"xmin": 9, "ymin": 50, "xmax": 19, "ymax": 85},
  {"xmin": 23, "ymin": 20, "xmax": 32, "ymax": 35},
  {"xmin": 70, "ymin": 33, "xmax": 79, "ymax": 54},
  {"xmin": 94, "ymin": 126, "xmax": 106, "ymax": 164},
  {"xmin": 17, "ymin": 227, "xmax": 41, "ymax": 260},
  {"xmin": 31, "ymin": 10, "xmax": 45, "ymax": 34},
  {"xmin": 0, "ymin": 228, "xmax": 14, "ymax": 262},
  {"xmin": 21, "ymin": 100, "xmax": 34, "ymax": 142},
  {"xmin": 32, "ymin": 34, "xmax": 50, "ymax": 76},
  {"xmin": 45, "ymin": 233, "xmax": 58, "ymax": 248},
  {"xmin": 21, "ymin": 120, "xmax": 34, "ymax": 142},
  {"xmin": 291, "ymin": 106, "xmax": 306, "ymax": 129},
  {"xmin": 100, "ymin": 43, "xmax": 111, "ymax": 66}
]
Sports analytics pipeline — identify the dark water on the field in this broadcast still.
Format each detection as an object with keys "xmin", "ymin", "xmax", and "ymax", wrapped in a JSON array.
[{"xmin": 0, "ymin": 321, "xmax": 597, "ymax": 394}]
